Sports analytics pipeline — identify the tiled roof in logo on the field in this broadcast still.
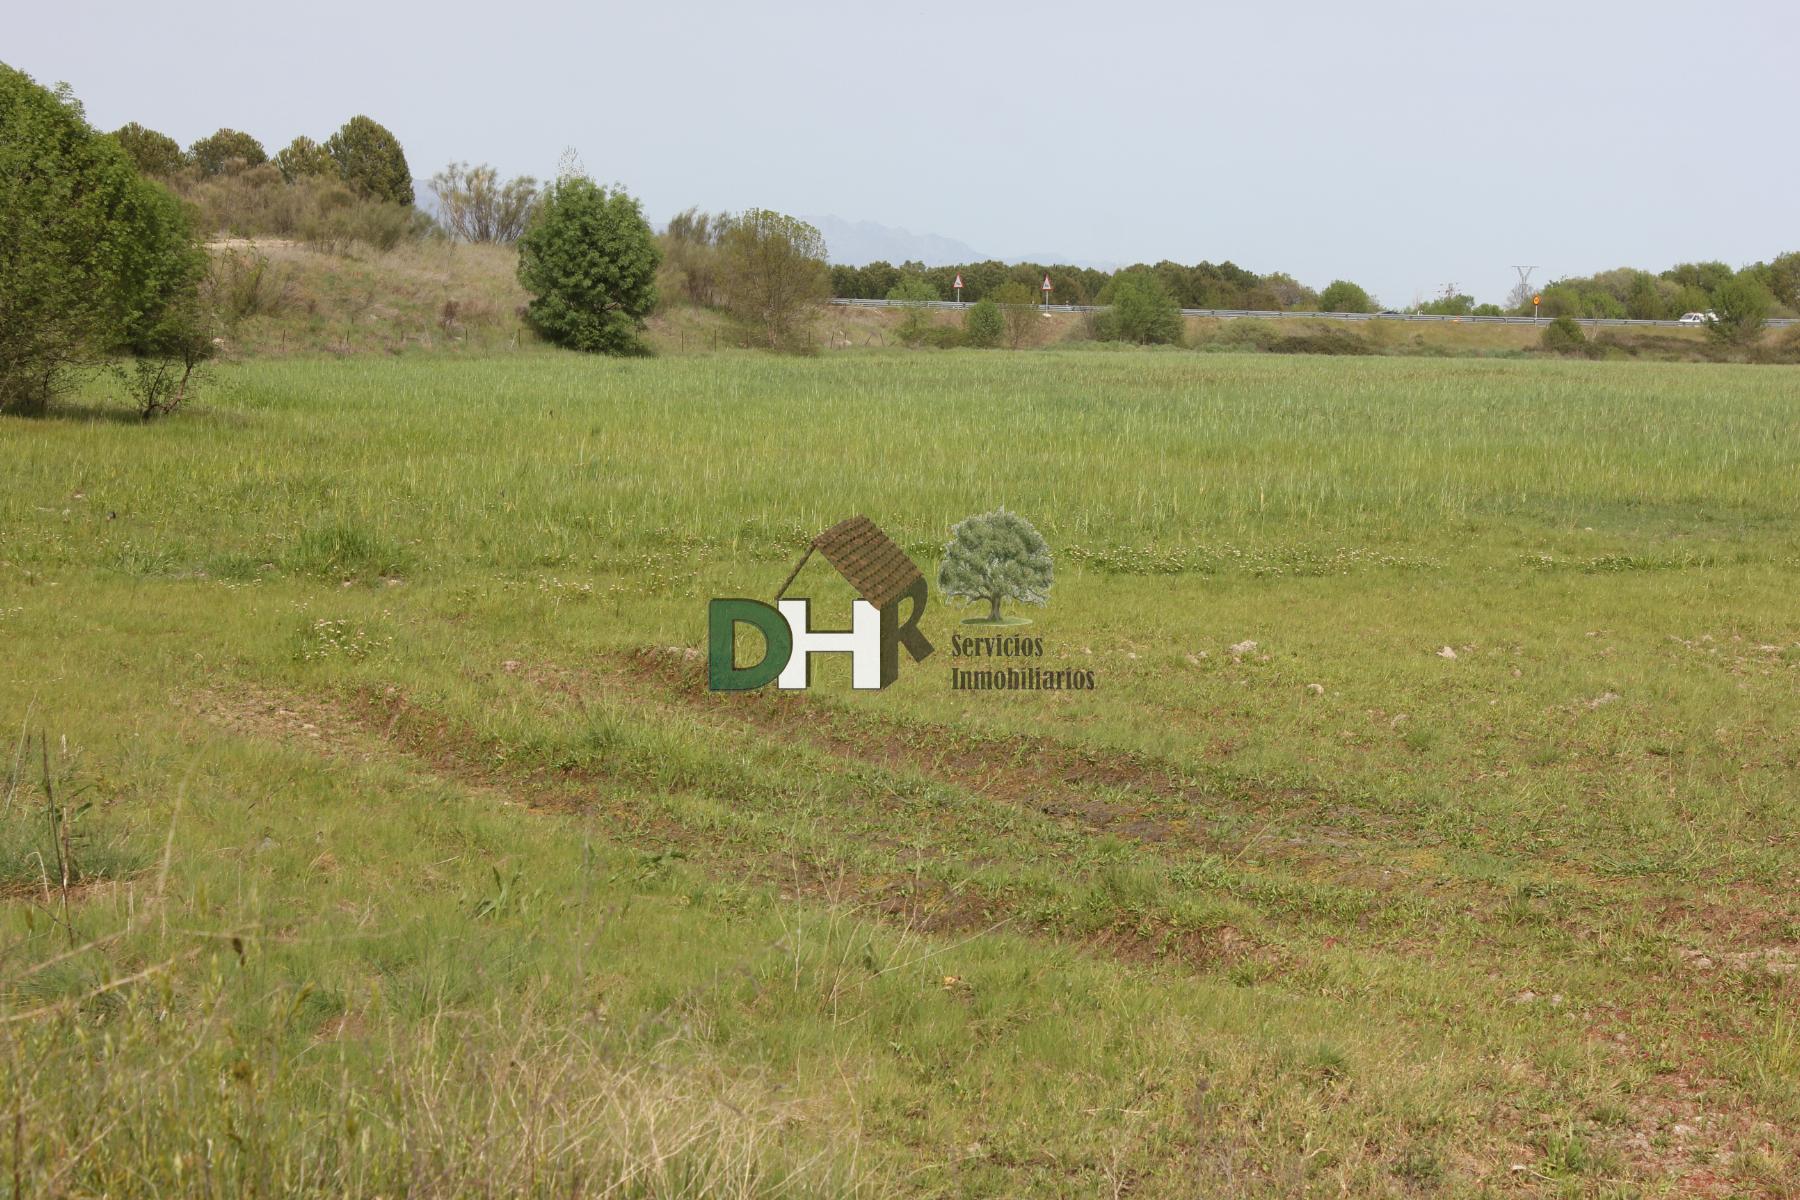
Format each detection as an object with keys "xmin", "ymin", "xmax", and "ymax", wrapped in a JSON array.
[{"xmin": 811, "ymin": 516, "xmax": 923, "ymax": 610}]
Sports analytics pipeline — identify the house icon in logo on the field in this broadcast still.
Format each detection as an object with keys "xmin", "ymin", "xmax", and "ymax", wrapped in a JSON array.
[{"xmin": 708, "ymin": 516, "xmax": 935, "ymax": 691}]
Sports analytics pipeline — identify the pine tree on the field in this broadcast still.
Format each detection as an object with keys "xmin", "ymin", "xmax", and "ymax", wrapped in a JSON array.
[
  {"xmin": 112, "ymin": 123, "xmax": 186, "ymax": 176},
  {"xmin": 325, "ymin": 116, "xmax": 413, "ymax": 205},
  {"xmin": 938, "ymin": 508, "xmax": 1054, "ymax": 623}
]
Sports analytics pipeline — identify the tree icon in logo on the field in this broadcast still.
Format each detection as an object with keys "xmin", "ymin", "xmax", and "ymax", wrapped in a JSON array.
[{"xmin": 938, "ymin": 507, "xmax": 1054, "ymax": 626}]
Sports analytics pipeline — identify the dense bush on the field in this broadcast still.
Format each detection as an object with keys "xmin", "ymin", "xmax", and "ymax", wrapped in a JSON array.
[
  {"xmin": 1707, "ymin": 275, "xmax": 1772, "ymax": 347},
  {"xmin": 326, "ymin": 116, "xmax": 413, "ymax": 206},
  {"xmin": 272, "ymin": 136, "xmax": 336, "ymax": 183},
  {"xmin": 1540, "ymin": 315, "xmax": 1589, "ymax": 355},
  {"xmin": 964, "ymin": 298, "xmax": 1003, "ymax": 348},
  {"xmin": 1318, "ymin": 280, "xmax": 1376, "ymax": 313},
  {"xmin": 1270, "ymin": 330, "xmax": 1373, "ymax": 356},
  {"xmin": 1, "ymin": 66, "xmax": 208, "ymax": 416},
  {"xmin": 190, "ymin": 128, "xmax": 267, "ymax": 176},
  {"xmin": 1101, "ymin": 273, "xmax": 1183, "ymax": 345},
  {"xmin": 1207, "ymin": 319, "xmax": 1282, "ymax": 351},
  {"xmin": 516, "ymin": 176, "xmax": 659, "ymax": 355}
]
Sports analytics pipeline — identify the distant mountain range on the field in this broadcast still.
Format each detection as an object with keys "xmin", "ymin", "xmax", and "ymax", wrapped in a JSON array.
[{"xmin": 803, "ymin": 215, "xmax": 984, "ymax": 267}]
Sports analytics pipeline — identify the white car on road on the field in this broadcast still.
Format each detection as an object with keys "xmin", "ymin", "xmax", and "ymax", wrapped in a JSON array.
[{"xmin": 1677, "ymin": 311, "xmax": 1717, "ymax": 326}]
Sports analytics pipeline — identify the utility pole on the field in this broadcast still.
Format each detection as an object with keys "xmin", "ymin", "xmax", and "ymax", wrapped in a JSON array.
[{"xmin": 1511, "ymin": 265, "xmax": 1538, "ymax": 313}]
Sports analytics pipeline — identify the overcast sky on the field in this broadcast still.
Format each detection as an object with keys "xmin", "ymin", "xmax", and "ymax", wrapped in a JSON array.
[{"xmin": 13, "ymin": 0, "xmax": 1797, "ymax": 306}]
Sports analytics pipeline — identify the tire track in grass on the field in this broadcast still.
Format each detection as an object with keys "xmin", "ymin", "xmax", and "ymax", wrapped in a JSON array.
[
  {"xmin": 197, "ymin": 674, "xmax": 1800, "ymax": 1193},
  {"xmin": 199, "ymin": 680, "xmax": 1265, "ymax": 971}
]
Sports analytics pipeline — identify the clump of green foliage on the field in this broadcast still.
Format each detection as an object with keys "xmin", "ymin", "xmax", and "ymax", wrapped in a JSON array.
[
  {"xmin": 1708, "ymin": 275, "xmax": 1772, "ymax": 348},
  {"xmin": 516, "ymin": 175, "xmax": 660, "ymax": 355},
  {"xmin": 1096, "ymin": 273, "xmax": 1183, "ymax": 345},
  {"xmin": 887, "ymin": 275, "xmax": 939, "ymax": 347},
  {"xmin": 271, "ymin": 135, "xmax": 336, "ymax": 183},
  {"xmin": 1318, "ymin": 280, "xmax": 1377, "ymax": 313},
  {"xmin": 964, "ymin": 298, "xmax": 1003, "ymax": 348},
  {"xmin": 1540, "ymin": 315, "xmax": 1590, "ymax": 356},
  {"xmin": 0, "ymin": 66, "xmax": 210, "ymax": 416}
]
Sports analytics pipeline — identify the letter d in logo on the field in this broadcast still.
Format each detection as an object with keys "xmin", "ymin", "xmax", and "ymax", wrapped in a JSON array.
[{"xmin": 707, "ymin": 599, "xmax": 792, "ymax": 691}]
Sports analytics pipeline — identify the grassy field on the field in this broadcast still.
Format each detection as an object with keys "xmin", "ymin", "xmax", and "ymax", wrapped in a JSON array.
[{"xmin": 3, "ymin": 349, "xmax": 1798, "ymax": 1197}]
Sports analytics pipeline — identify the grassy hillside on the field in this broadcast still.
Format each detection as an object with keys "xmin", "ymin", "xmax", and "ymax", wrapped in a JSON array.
[
  {"xmin": 201, "ymin": 239, "xmax": 1787, "ymax": 364},
  {"xmin": 4, "ymin": 351, "xmax": 1798, "ymax": 1196},
  {"xmin": 204, "ymin": 239, "xmax": 757, "ymax": 359}
]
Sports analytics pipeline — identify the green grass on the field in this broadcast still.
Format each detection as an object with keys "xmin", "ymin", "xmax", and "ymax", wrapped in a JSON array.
[{"xmin": 2, "ymin": 348, "xmax": 1797, "ymax": 1197}]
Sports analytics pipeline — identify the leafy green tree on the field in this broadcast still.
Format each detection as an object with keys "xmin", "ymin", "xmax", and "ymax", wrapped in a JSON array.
[
  {"xmin": 1707, "ymin": 274, "xmax": 1772, "ymax": 347},
  {"xmin": 718, "ymin": 209, "xmax": 830, "ymax": 349},
  {"xmin": 516, "ymin": 176, "xmax": 660, "ymax": 355},
  {"xmin": 938, "ymin": 508, "xmax": 1055, "ymax": 624},
  {"xmin": 272, "ymin": 135, "xmax": 336, "ymax": 183},
  {"xmin": 326, "ymin": 116, "xmax": 413, "ymax": 205},
  {"xmin": 964, "ymin": 298, "xmax": 1003, "ymax": 348},
  {"xmin": 112, "ymin": 122, "xmax": 185, "ymax": 176},
  {"xmin": 1318, "ymin": 280, "xmax": 1376, "ymax": 313},
  {"xmin": 1, "ymin": 66, "xmax": 208, "ymax": 416},
  {"xmin": 1107, "ymin": 272, "xmax": 1183, "ymax": 344},
  {"xmin": 189, "ymin": 128, "xmax": 267, "ymax": 175}
]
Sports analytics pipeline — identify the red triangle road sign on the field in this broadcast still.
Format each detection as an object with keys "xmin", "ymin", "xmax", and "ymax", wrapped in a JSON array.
[
  {"xmin": 1041, "ymin": 274, "xmax": 1052, "ymax": 291},
  {"xmin": 953, "ymin": 273, "xmax": 964, "ymax": 289}
]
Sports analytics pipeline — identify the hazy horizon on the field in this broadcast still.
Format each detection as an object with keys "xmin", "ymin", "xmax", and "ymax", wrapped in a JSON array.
[{"xmin": 13, "ymin": 0, "xmax": 1797, "ymax": 307}]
